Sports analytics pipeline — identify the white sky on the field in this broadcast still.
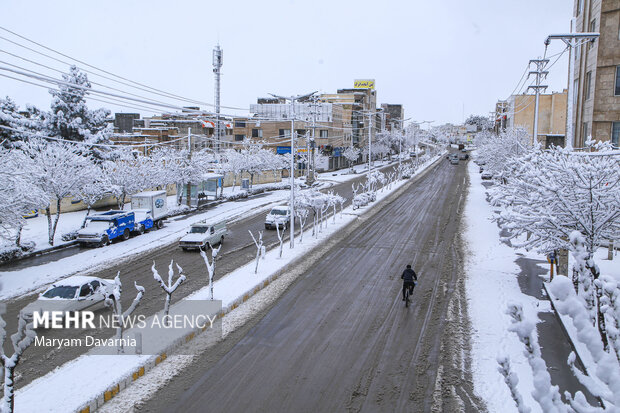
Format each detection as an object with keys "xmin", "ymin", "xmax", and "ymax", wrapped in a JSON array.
[{"xmin": 0, "ymin": 0, "xmax": 573, "ymax": 126}]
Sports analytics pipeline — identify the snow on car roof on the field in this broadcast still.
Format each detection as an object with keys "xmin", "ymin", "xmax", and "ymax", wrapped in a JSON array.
[{"xmin": 51, "ymin": 276, "xmax": 110, "ymax": 287}]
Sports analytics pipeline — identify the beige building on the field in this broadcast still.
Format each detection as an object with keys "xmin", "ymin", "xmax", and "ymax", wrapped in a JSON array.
[
  {"xmin": 506, "ymin": 89, "xmax": 568, "ymax": 147},
  {"xmin": 571, "ymin": 0, "xmax": 620, "ymax": 148}
]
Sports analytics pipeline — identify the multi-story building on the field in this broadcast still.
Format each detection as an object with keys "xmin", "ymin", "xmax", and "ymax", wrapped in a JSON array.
[
  {"xmin": 381, "ymin": 104, "xmax": 405, "ymax": 130},
  {"xmin": 506, "ymin": 89, "xmax": 568, "ymax": 147},
  {"xmin": 571, "ymin": 0, "xmax": 620, "ymax": 148}
]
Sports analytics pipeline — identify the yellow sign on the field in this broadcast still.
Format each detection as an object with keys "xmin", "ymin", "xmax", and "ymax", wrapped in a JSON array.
[{"xmin": 354, "ymin": 79, "xmax": 375, "ymax": 89}]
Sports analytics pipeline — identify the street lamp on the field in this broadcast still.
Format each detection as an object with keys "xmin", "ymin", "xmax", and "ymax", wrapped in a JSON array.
[{"xmin": 269, "ymin": 91, "xmax": 317, "ymax": 249}]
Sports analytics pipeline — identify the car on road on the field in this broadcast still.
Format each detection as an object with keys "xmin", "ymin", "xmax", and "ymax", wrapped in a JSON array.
[
  {"xmin": 179, "ymin": 220, "xmax": 227, "ymax": 251},
  {"xmin": 21, "ymin": 276, "xmax": 114, "ymax": 321},
  {"xmin": 459, "ymin": 153, "xmax": 469, "ymax": 160},
  {"xmin": 265, "ymin": 206, "xmax": 290, "ymax": 229},
  {"xmin": 450, "ymin": 158, "xmax": 459, "ymax": 165}
]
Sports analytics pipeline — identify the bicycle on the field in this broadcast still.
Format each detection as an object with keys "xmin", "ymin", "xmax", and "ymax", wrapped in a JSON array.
[{"xmin": 404, "ymin": 281, "xmax": 416, "ymax": 308}]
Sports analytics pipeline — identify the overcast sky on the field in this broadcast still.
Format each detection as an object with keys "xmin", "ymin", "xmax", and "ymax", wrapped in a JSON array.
[{"xmin": 0, "ymin": 0, "xmax": 573, "ymax": 126}]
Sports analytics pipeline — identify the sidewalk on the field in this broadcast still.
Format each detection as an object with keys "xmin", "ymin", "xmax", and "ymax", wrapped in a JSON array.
[{"xmin": 464, "ymin": 158, "xmax": 597, "ymax": 412}]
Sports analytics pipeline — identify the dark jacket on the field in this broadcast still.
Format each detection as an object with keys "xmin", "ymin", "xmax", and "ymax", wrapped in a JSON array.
[{"xmin": 401, "ymin": 268, "xmax": 417, "ymax": 283}]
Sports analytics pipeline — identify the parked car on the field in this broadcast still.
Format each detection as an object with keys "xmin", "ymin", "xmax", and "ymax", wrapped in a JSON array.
[
  {"xmin": 481, "ymin": 171, "xmax": 493, "ymax": 180},
  {"xmin": 459, "ymin": 153, "xmax": 469, "ymax": 160},
  {"xmin": 21, "ymin": 276, "xmax": 115, "ymax": 322},
  {"xmin": 265, "ymin": 206, "xmax": 290, "ymax": 229},
  {"xmin": 23, "ymin": 210, "xmax": 38, "ymax": 219},
  {"xmin": 179, "ymin": 220, "xmax": 227, "ymax": 251},
  {"xmin": 76, "ymin": 210, "xmax": 135, "ymax": 247}
]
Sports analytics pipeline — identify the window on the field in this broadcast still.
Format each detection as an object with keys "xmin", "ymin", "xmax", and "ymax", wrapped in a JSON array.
[
  {"xmin": 79, "ymin": 284, "xmax": 91, "ymax": 297},
  {"xmin": 577, "ymin": 0, "xmax": 582, "ymax": 15},
  {"xmin": 234, "ymin": 121, "xmax": 246, "ymax": 128},
  {"xmin": 612, "ymin": 122, "xmax": 620, "ymax": 148},
  {"xmin": 251, "ymin": 128, "xmax": 263, "ymax": 138},
  {"xmin": 582, "ymin": 122, "xmax": 588, "ymax": 141},
  {"xmin": 279, "ymin": 129, "xmax": 291, "ymax": 138},
  {"xmin": 296, "ymin": 129, "xmax": 306, "ymax": 138},
  {"xmin": 573, "ymin": 79, "xmax": 579, "ymax": 105},
  {"xmin": 589, "ymin": 19, "xmax": 596, "ymax": 49},
  {"xmin": 234, "ymin": 134, "xmax": 245, "ymax": 142},
  {"xmin": 586, "ymin": 71, "xmax": 592, "ymax": 100},
  {"xmin": 616, "ymin": 66, "xmax": 620, "ymax": 96},
  {"xmin": 319, "ymin": 130, "xmax": 328, "ymax": 138}
]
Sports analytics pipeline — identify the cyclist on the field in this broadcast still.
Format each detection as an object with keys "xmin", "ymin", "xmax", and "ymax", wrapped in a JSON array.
[{"xmin": 401, "ymin": 264, "xmax": 418, "ymax": 301}]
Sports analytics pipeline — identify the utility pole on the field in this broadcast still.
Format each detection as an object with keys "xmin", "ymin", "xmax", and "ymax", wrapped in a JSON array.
[
  {"xmin": 545, "ymin": 28, "xmax": 599, "ymax": 149},
  {"xmin": 269, "ymin": 91, "xmax": 317, "ymax": 249},
  {"xmin": 186, "ymin": 128, "xmax": 192, "ymax": 207},
  {"xmin": 527, "ymin": 58, "xmax": 549, "ymax": 145},
  {"xmin": 213, "ymin": 45, "xmax": 223, "ymax": 153},
  {"xmin": 368, "ymin": 110, "xmax": 373, "ymax": 172}
]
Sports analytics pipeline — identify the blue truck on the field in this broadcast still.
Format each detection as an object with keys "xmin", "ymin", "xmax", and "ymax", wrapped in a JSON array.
[{"xmin": 76, "ymin": 210, "xmax": 136, "ymax": 247}]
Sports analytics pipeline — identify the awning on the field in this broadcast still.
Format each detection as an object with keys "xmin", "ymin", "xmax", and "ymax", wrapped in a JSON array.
[{"xmin": 201, "ymin": 120, "xmax": 215, "ymax": 128}]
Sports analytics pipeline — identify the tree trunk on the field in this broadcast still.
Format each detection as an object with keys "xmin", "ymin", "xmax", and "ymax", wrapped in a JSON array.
[
  {"xmin": 595, "ymin": 283, "xmax": 609, "ymax": 351},
  {"xmin": 3, "ymin": 362, "xmax": 16, "ymax": 413},
  {"xmin": 50, "ymin": 198, "xmax": 62, "ymax": 246},
  {"xmin": 45, "ymin": 205, "xmax": 53, "ymax": 246},
  {"xmin": 186, "ymin": 182, "xmax": 191, "ymax": 208},
  {"xmin": 81, "ymin": 206, "xmax": 92, "ymax": 229},
  {"xmin": 15, "ymin": 225, "xmax": 23, "ymax": 248}
]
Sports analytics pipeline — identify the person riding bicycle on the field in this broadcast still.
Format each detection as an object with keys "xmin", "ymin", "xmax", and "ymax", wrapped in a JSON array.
[{"xmin": 401, "ymin": 264, "xmax": 418, "ymax": 301}]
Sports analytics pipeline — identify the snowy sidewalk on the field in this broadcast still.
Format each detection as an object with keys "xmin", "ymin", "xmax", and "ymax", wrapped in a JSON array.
[{"xmin": 13, "ymin": 155, "xmax": 440, "ymax": 413}]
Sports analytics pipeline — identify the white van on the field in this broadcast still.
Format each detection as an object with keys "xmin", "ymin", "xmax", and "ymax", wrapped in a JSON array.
[
  {"xmin": 265, "ymin": 206, "xmax": 290, "ymax": 230},
  {"xmin": 179, "ymin": 220, "xmax": 227, "ymax": 251}
]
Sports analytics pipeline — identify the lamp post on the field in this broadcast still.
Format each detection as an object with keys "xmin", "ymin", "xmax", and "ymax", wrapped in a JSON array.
[{"xmin": 269, "ymin": 91, "xmax": 317, "ymax": 249}]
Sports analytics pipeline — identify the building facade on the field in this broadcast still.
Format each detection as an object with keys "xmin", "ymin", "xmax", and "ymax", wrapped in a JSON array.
[
  {"xmin": 506, "ymin": 89, "xmax": 568, "ymax": 147},
  {"xmin": 571, "ymin": 0, "xmax": 620, "ymax": 148}
]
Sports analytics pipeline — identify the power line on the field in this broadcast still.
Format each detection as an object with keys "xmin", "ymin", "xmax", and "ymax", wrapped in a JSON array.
[{"xmin": 0, "ymin": 26, "xmax": 249, "ymax": 111}]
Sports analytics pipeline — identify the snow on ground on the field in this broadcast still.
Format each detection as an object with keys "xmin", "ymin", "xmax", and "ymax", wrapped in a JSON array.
[
  {"xmin": 0, "ymin": 189, "xmax": 289, "ymax": 300},
  {"xmin": 464, "ymin": 158, "xmax": 543, "ymax": 413},
  {"xmin": 14, "ymin": 155, "xmax": 441, "ymax": 413},
  {"xmin": 1, "ymin": 160, "xmax": 404, "ymax": 301}
]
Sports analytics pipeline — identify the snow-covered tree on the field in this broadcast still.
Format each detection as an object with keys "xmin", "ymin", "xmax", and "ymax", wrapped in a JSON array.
[
  {"xmin": 152, "ymin": 260, "xmax": 186, "ymax": 317},
  {"xmin": 465, "ymin": 114, "xmax": 493, "ymax": 132},
  {"xmin": 275, "ymin": 220, "xmax": 286, "ymax": 258},
  {"xmin": 249, "ymin": 230, "xmax": 264, "ymax": 274},
  {"xmin": 492, "ymin": 143, "xmax": 619, "ymax": 347},
  {"xmin": 343, "ymin": 146, "xmax": 360, "ymax": 172},
  {"xmin": 200, "ymin": 244, "xmax": 221, "ymax": 300},
  {"xmin": 102, "ymin": 148, "xmax": 153, "ymax": 209},
  {"xmin": 0, "ymin": 147, "xmax": 47, "ymax": 246},
  {"xmin": 20, "ymin": 139, "xmax": 96, "ymax": 245},
  {"xmin": 46, "ymin": 66, "xmax": 112, "ymax": 150},
  {"xmin": 504, "ymin": 277, "xmax": 620, "ymax": 411},
  {"xmin": 475, "ymin": 128, "xmax": 534, "ymax": 182},
  {"xmin": 0, "ymin": 301, "xmax": 36, "ymax": 413},
  {"xmin": 104, "ymin": 274, "xmax": 145, "ymax": 354}
]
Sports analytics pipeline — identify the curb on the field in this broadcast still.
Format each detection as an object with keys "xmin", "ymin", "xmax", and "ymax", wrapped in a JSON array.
[
  {"xmin": 75, "ymin": 155, "xmax": 443, "ymax": 413},
  {"xmin": 541, "ymin": 281, "xmax": 589, "ymax": 375}
]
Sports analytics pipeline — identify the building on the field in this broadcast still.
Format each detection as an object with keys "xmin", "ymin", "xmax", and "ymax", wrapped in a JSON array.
[
  {"xmin": 381, "ymin": 104, "xmax": 405, "ymax": 130},
  {"xmin": 571, "ymin": 0, "xmax": 620, "ymax": 148},
  {"xmin": 506, "ymin": 89, "xmax": 568, "ymax": 147}
]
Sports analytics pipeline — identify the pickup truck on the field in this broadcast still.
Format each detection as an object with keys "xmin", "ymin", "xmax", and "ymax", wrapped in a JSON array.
[
  {"xmin": 76, "ymin": 210, "xmax": 135, "ymax": 247},
  {"xmin": 179, "ymin": 220, "xmax": 227, "ymax": 251}
]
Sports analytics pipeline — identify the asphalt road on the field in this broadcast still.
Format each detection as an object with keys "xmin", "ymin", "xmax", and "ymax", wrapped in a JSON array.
[
  {"xmin": 3, "ymin": 160, "xmax": 407, "ymax": 390},
  {"xmin": 142, "ymin": 156, "xmax": 485, "ymax": 412}
]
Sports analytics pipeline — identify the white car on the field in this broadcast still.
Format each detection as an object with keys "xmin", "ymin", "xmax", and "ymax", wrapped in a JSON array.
[
  {"xmin": 21, "ymin": 276, "xmax": 114, "ymax": 321},
  {"xmin": 179, "ymin": 220, "xmax": 227, "ymax": 251},
  {"xmin": 265, "ymin": 206, "xmax": 290, "ymax": 230}
]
